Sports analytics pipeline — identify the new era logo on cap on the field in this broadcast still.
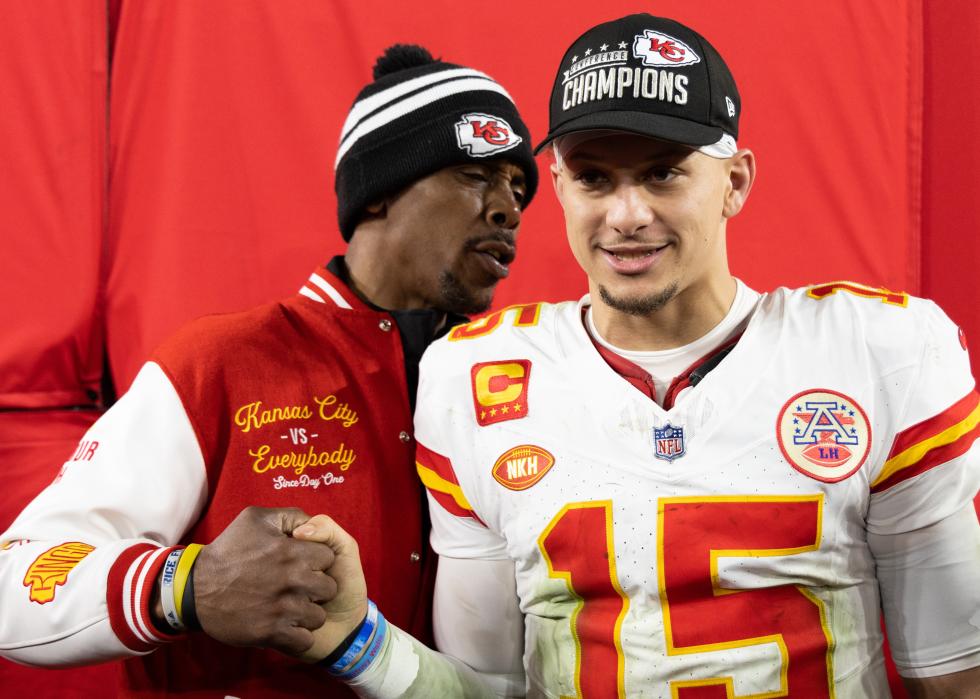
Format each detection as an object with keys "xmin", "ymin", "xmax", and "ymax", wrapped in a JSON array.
[
  {"xmin": 632, "ymin": 30, "xmax": 701, "ymax": 67},
  {"xmin": 455, "ymin": 113, "xmax": 523, "ymax": 157}
]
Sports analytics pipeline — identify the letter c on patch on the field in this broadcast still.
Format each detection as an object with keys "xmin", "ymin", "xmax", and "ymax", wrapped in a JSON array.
[{"xmin": 474, "ymin": 363, "xmax": 525, "ymax": 406}]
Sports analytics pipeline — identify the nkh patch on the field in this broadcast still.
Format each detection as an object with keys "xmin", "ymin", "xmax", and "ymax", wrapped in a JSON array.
[
  {"xmin": 454, "ymin": 113, "xmax": 523, "ymax": 157},
  {"xmin": 632, "ymin": 30, "xmax": 701, "ymax": 67},
  {"xmin": 471, "ymin": 359, "xmax": 531, "ymax": 426},
  {"xmin": 492, "ymin": 445, "xmax": 555, "ymax": 491},
  {"xmin": 776, "ymin": 389, "xmax": 871, "ymax": 483},
  {"xmin": 653, "ymin": 422, "xmax": 686, "ymax": 462}
]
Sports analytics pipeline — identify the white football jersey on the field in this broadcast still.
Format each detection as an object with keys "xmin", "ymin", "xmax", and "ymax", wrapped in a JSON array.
[{"xmin": 414, "ymin": 282, "xmax": 980, "ymax": 699}]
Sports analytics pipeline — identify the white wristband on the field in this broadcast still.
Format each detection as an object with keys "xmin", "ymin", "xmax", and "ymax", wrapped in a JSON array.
[{"xmin": 159, "ymin": 548, "xmax": 185, "ymax": 631}]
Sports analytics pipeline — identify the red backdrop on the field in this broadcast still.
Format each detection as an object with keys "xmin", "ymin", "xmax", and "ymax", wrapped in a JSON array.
[{"xmin": 1, "ymin": 1, "xmax": 977, "ymax": 696}]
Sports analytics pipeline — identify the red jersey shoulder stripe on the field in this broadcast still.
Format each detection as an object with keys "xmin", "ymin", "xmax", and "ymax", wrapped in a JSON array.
[
  {"xmin": 872, "ymin": 389, "xmax": 980, "ymax": 492},
  {"xmin": 416, "ymin": 442, "xmax": 485, "ymax": 525}
]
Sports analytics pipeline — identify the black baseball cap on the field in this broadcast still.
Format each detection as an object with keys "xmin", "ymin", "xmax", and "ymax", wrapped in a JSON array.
[{"xmin": 535, "ymin": 14, "xmax": 740, "ymax": 157}]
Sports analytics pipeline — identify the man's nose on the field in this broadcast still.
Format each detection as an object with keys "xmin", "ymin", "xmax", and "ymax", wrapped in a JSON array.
[
  {"xmin": 605, "ymin": 185, "xmax": 653, "ymax": 237},
  {"xmin": 485, "ymin": 183, "xmax": 522, "ymax": 230}
]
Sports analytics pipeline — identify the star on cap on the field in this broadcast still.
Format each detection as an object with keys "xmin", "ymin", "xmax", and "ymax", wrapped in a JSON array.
[
  {"xmin": 599, "ymin": 43, "xmax": 609, "ymax": 51},
  {"xmin": 571, "ymin": 54, "xmax": 578, "ymax": 62},
  {"xmin": 584, "ymin": 48, "xmax": 592, "ymax": 56},
  {"xmin": 618, "ymin": 41, "xmax": 627, "ymax": 49}
]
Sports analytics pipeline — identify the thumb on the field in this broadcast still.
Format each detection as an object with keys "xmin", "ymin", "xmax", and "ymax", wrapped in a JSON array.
[
  {"xmin": 270, "ymin": 507, "xmax": 313, "ymax": 535},
  {"xmin": 294, "ymin": 515, "xmax": 365, "ymax": 595},
  {"xmin": 293, "ymin": 515, "xmax": 369, "ymax": 663}
]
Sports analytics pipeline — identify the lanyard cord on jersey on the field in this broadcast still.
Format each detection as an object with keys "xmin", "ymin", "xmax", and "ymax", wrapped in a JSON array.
[{"xmin": 584, "ymin": 304, "xmax": 742, "ymax": 409}]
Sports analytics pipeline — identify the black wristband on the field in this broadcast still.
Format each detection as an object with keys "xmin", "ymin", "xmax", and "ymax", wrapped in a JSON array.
[
  {"xmin": 180, "ymin": 555, "xmax": 202, "ymax": 632},
  {"xmin": 317, "ymin": 609, "xmax": 370, "ymax": 668}
]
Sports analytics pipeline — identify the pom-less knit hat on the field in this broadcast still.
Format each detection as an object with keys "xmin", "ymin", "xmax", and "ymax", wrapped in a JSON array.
[{"xmin": 335, "ymin": 45, "xmax": 538, "ymax": 241}]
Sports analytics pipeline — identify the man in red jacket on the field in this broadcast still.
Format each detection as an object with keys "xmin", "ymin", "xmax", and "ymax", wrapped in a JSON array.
[{"xmin": 0, "ymin": 44, "xmax": 537, "ymax": 698}]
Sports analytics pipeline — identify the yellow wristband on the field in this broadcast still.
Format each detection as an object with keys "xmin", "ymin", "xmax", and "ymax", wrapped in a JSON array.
[{"xmin": 173, "ymin": 543, "xmax": 203, "ymax": 621}]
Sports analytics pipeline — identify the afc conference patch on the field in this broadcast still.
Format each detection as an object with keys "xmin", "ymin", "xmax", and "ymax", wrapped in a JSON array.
[
  {"xmin": 776, "ymin": 388, "xmax": 871, "ymax": 483},
  {"xmin": 653, "ymin": 422, "xmax": 685, "ymax": 462}
]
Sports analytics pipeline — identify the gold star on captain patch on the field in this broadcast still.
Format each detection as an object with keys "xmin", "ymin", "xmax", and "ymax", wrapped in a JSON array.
[
  {"xmin": 489, "ymin": 408, "xmax": 498, "ymax": 416},
  {"xmin": 480, "ymin": 410, "xmax": 487, "ymax": 420},
  {"xmin": 501, "ymin": 405, "xmax": 510, "ymax": 414},
  {"xmin": 513, "ymin": 403, "xmax": 523, "ymax": 412}
]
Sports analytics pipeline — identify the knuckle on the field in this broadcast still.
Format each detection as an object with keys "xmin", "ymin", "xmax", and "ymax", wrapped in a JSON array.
[
  {"xmin": 309, "ymin": 604, "xmax": 327, "ymax": 629},
  {"xmin": 321, "ymin": 576, "xmax": 339, "ymax": 601},
  {"xmin": 238, "ymin": 505, "xmax": 263, "ymax": 524}
]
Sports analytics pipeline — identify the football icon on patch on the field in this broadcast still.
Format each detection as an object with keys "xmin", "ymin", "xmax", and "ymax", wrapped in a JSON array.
[
  {"xmin": 492, "ymin": 445, "xmax": 555, "ymax": 491},
  {"xmin": 776, "ymin": 389, "xmax": 871, "ymax": 483},
  {"xmin": 455, "ymin": 113, "xmax": 522, "ymax": 157}
]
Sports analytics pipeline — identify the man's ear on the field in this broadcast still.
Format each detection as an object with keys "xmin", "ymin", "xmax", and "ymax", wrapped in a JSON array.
[
  {"xmin": 363, "ymin": 200, "xmax": 386, "ymax": 219},
  {"xmin": 723, "ymin": 148, "xmax": 756, "ymax": 219}
]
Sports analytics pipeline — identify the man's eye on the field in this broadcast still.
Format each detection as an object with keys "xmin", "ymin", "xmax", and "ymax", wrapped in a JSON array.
[
  {"xmin": 461, "ymin": 170, "xmax": 489, "ymax": 182},
  {"xmin": 512, "ymin": 188, "xmax": 526, "ymax": 205},
  {"xmin": 575, "ymin": 170, "xmax": 607, "ymax": 186},
  {"xmin": 648, "ymin": 168, "xmax": 676, "ymax": 182}
]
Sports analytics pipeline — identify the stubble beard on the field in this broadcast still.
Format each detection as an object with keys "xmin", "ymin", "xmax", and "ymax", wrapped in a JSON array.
[
  {"xmin": 438, "ymin": 270, "xmax": 494, "ymax": 316},
  {"xmin": 598, "ymin": 279, "xmax": 681, "ymax": 316}
]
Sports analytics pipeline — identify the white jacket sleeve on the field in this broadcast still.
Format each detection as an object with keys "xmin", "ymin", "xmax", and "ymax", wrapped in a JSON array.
[{"xmin": 0, "ymin": 362, "xmax": 208, "ymax": 666}]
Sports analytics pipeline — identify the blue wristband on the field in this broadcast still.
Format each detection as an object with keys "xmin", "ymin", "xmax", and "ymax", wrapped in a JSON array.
[
  {"xmin": 326, "ymin": 600, "xmax": 379, "ymax": 675},
  {"xmin": 337, "ymin": 612, "xmax": 388, "ymax": 681}
]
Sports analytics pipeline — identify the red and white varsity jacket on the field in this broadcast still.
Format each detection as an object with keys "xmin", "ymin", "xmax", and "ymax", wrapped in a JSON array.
[{"xmin": 0, "ymin": 264, "xmax": 433, "ymax": 698}]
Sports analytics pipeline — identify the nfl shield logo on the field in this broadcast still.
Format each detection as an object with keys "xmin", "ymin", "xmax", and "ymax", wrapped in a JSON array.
[{"xmin": 653, "ymin": 423, "xmax": 686, "ymax": 462}]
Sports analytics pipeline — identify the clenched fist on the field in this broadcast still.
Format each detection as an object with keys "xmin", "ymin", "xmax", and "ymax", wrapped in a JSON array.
[{"xmin": 175, "ymin": 506, "xmax": 339, "ymax": 655}]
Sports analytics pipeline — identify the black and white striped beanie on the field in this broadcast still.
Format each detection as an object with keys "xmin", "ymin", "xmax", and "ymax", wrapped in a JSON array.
[{"xmin": 335, "ymin": 45, "xmax": 538, "ymax": 241}]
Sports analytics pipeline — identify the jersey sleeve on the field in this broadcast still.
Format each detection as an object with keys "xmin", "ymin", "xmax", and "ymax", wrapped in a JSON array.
[
  {"xmin": 869, "ymin": 505, "xmax": 980, "ymax": 677},
  {"xmin": 0, "ymin": 362, "xmax": 208, "ymax": 665},
  {"xmin": 415, "ymin": 345, "xmax": 508, "ymax": 560},
  {"xmin": 867, "ymin": 301, "xmax": 980, "ymax": 534}
]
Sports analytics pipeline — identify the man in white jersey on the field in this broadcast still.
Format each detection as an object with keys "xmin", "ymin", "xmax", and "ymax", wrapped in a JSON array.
[{"xmin": 296, "ymin": 14, "xmax": 980, "ymax": 698}]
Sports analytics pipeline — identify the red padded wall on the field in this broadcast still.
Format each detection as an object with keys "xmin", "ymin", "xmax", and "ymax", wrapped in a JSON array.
[
  {"xmin": 1, "ymin": 2, "xmax": 978, "ymax": 697},
  {"xmin": 922, "ymin": 0, "xmax": 980, "ymax": 376},
  {"xmin": 103, "ymin": 0, "xmax": 933, "ymax": 391},
  {"xmin": 0, "ymin": 0, "xmax": 106, "ymax": 408}
]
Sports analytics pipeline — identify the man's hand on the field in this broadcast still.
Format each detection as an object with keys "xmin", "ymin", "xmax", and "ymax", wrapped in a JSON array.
[
  {"xmin": 292, "ymin": 514, "xmax": 369, "ymax": 662},
  {"xmin": 191, "ymin": 506, "xmax": 339, "ymax": 655}
]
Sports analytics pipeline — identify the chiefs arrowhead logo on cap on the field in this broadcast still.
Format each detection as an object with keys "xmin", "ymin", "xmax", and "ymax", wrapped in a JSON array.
[
  {"xmin": 632, "ymin": 29, "xmax": 701, "ymax": 68},
  {"xmin": 455, "ymin": 113, "xmax": 523, "ymax": 157},
  {"xmin": 492, "ymin": 444, "xmax": 555, "ymax": 491}
]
